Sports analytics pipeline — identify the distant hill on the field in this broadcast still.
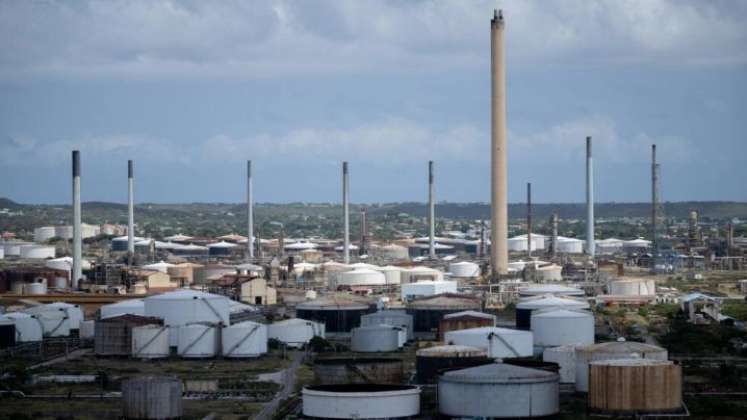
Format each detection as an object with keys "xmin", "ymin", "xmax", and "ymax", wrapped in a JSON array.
[{"xmin": 0, "ymin": 197, "xmax": 22, "ymax": 210}]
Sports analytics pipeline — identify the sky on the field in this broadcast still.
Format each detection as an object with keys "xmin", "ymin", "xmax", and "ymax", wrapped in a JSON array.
[{"xmin": 1, "ymin": 0, "xmax": 745, "ymax": 205}]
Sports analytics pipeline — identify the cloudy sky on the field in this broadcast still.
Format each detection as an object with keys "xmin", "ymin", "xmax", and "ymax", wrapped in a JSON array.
[{"xmin": 1, "ymin": 0, "xmax": 745, "ymax": 204}]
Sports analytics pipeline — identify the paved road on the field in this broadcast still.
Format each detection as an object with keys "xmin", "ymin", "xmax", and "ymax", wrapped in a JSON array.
[{"xmin": 254, "ymin": 351, "xmax": 303, "ymax": 420}]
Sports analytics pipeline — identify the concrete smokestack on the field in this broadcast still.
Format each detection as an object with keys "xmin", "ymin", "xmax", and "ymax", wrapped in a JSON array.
[
  {"xmin": 72, "ymin": 150, "xmax": 82, "ymax": 289},
  {"xmin": 247, "ymin": 160, "xmax": 254, "ymax": 260},
  {"xmin": 343, "ymin": 161, "xmax": 350, "ymax": 264},
  {"xmin": 428, "ymin": 161, "xmax": 435, "ymax": 259},
  {"xmin": 651, "ymin": 144, "xmax": 659, "ymax": 265},
  {"xmin": 586, "ymin": 137, "xmax": 595, "ymax": 258},
  {"xmin": 127, "ymin": 160, "xmax": 135, "ymax": 264},
  {"xmin": 526, "ymin": 182, "xmax": 532, "ymax": 258},
  {"xmin": 490, "ymin": 9, "xmax": 508, "ymax": 277},
  {"xmin": 551, "ymin": 213, "xmax": 558, "ymax": 260}
]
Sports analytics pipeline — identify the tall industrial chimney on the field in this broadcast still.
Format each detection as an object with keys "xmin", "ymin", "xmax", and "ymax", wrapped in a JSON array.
[
  {"xmin": 586, "ymin": 137, "xmax": 595, "ymax": 258},
  {"xmin": 343, "ymin": 161, "xmax": 350, "ymax": 264},
  {"xmin": 360, "ymin": 208, "xmax": 368, "ymax": 256},
  {"xmin": 428, "ymin": 160, "xmax": 436, "ymax": 259},
  {"xmin": 651, "ymin": 144, "xmax": 660, "ymax": 268},
  {"xmin": 490, "ymin": 9, "xmax": 508, "ymax": 277},
  {"xmin": 127, "ymin": 160, "xmax": 135, "ymax": 264},
  {"xmin": 247, "ymin": 160, "xmax": 254, "ymax": 260},
  {"xmin": 72, "ymin": 151, "xmax": 82, "ymax": 289},
  {"xmin": 550, "ymin": 213, "xmax": 558, "ymax": 260},
  {"xmin": 526, "ymin": 182, "xmax": 532, "ymax": 258}
]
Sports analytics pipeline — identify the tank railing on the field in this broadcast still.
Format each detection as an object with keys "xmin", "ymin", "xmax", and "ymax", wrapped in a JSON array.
[
  {"xmin": 132, "ymin": 326, "xmax": 167, "ymax": 357},
  {"xmin": 487, "ymin": 331, "xmax": 520, "ymax": 357},
  {"xmin": 199, "ymin": 297, "xmax": 225, "ymax": 325},
  {"xmin": 47, "ymin": 316, "xmax": 70, "ymax": 338},
  {"xmin": 223, "ymin": 324, "xmax": 260, "ymax": 357},
  {"xmin": 179, "ymin": 326, "xmax": 212, "ymax": 356}
]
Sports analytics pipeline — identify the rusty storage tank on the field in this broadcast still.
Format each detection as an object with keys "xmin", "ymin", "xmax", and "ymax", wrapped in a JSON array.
[
  {"xmin": 438, "ymin": 310, "xmax": 495, "ymax": 340},
  {"xmin": 575, "ymin": 338, "xmax": 668, "ymax": 392},
  {"xmin": 589, "ymin": 359, "xmax": 682, "ymax": 413},
  {"xmin": 313, "ymin": 357, "xmax": 404, "ymax": 385},
  {"xmin": 415, "ymin": 345, "xmax": 490, "ymax": 384},
  {"xmin": 406, "ymin": 294, "xmax": 482, "ymax": 335},
  {"xmin": 95, "ymin": 314, "xmax": 163, "ymax": 356},
  {"xmin": 122, "ymin": 376, "xmax": 183, "ymax": 420},
  {"xmin": 296, "ymin": 297, "xmax": 373, "ymax": 334}
]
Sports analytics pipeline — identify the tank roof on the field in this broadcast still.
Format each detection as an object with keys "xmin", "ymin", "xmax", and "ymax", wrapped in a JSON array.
[
  {"xmin": 416, "ymin": 345, "xmax": 487, "ymax": 358},
  {"xmin": 297, "ymin": 296, "xmax": 370, "ymax": 310},
  {"xmin": 446, "ymin": 326, "xmax": 529, "ymax": 337},
  {"xmin": 408, "ymin": 293, "xmax": 481, "ymax": 310},
  {"xmin": 531, "ymin": 308, "xmax": 592, "ymax": 319},
  {"xmin": 145, "ymin": 289, "xmax": 227, "ymax": 301},
  {"xmin": 579, "ymin": 339, "xmax": 666, "ymax": 354},
  {"xmin": 443, "ymin": 310, "xmax": 496, "ymax": 321},
  {"xmin": 441, "ymin": 363, "xmax": 558, "ymax": 384},
  {"xmin": 590, "ymin": 358, "xmax": 673, "ymax": 367}
]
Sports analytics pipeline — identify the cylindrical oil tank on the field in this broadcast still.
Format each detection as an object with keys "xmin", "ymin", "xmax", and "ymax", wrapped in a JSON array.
[
  {"xmin": 438, "ymin": 363, "xmax": 559, "ymax": 418},
  {"xmin": 415, "ymin": 345, "xmax": 490, "ymax": 384},
  {"xmin": 35, "ymin": 311, "xmax": 70, "ymax": 337},
  {"xmin": 302, "ymin": 384, "xmax": 420, "ymax": 419},
  {"xmin": 3, "ymin": 241, "xmax": 32, "ymax": 256},
  {"xmin": 122, "ymin": 376, "xmax": 183, "ymax": 420},
  {"xmin": 375, "ymin": 265, "xmax": 402, "ymax": 285},
  {"xmin": 34, "ymin": 226, "xmax": 57, "ymax": 243},
  {"xmin": 79, "ymin": 320, "xmax": 95, "ymax": 340},
  {"xmin": 24, "ymin": 282, "xmax": 47, "ymax": 295},
  {"xmin": 100, "ymin": 299, "xmax": 145, "ymax": 319},
  {"xmin": 313, "ymin": 357, "xmax": 404, "ymax": 385},
  {"xmin": 531, "ymin": 309, "xmax": 594, "ymax": 349},
  {"xmin": 1, "ymin": 312, "xmax": 43, "ymax": 342},
  {"xmin": 131, "ymin": 325, "xmax": 170, "ymax": 359},
  {"xmin": 351, "ymin": 325, "xmax": 401, "ymax": 353},
  {"xmin": 449, "ymin": 261, "xmax": 480, "ymax": 278},
  {"xmin": 24, "ymin": 302, "xmax": 83, "ymax": 331},
  {"xmin": 557, "ymin": 237, "xmax": 584, "ymax": 253},
  {"xmin": 589, "ymin": 359, "xmax": 682, "ymax": 413},
  {"xmin": 379, "ymin": 243, "xmax": 409, "ymax": 260},
  {"xmin": 0, "ymin": 318, "xmax": 16, "ymax": 349},
  {"xmin": 268, "ymin": 318, "xmax": 325, "ymax": 348},
  {"xmin": 439, "ymin": 311, "xmax": 496, "ymax": 340},
  {"xmin": 360, "ymin": 311, "xmax": 413, "ymax": 341},
  {"xmin": 221, "ymin": 321, "xmax": 268, "ymax": 358},
  {"xmin": 177, "ymin": 324, "xmax": 218, "ymax": 358},
  {"xmin": 515, "ymin": 295, "xmax": 590, "ymax": 330},
  {"xmin": 575, "ymin": 339, "xmax": 668, "ymax": 392},
  {"xmin": 406, "ymin": 294, "xmax": 482, "ymax": 334},
  {"xmin": 543, "ymin": 344, "xmax": 582, "ymax": 383},
  {"xmin": 401, "ymin": 266, "xmax": 443, "ymax": 283},
  {"xmin": 144, "ymin": 290, "xmax": 230, "ymax": 346},
  {"xmin": 338, "ymin": 268, "xmax": 386, "ymax": 288},
  {"xmin": 296, "ymin": 298, "xmax": 372, "ymax": 334},
  {"xmin": 444, "ymin": 327, "xmax": 533, "ymax": 358},
  {"xmin": 48, "ymin": 277, "xmax": 67, "ymax": 290},
  {"xmin": 19, "ymin": 245, "xmax": 56, "ymax": 259},
  {"xmin": 608, "ymin": 278, "xmax": 656, "ymax": 296}
]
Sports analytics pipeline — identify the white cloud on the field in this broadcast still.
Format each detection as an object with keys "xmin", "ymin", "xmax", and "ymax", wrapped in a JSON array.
[{"xmin": 0, "ymin": 0, "xmax": 744, "ymax": 81}]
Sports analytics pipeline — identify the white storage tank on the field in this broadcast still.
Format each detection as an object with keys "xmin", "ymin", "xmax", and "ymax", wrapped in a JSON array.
[
  {"xmin": 515, "ymin": 294, "xmax": 590, "ymax": 330},
  {"xmin": 177, "ymin": 323, "xmax": 218, "ymax": 358},
  {"xmin": 375, "ymin": 265, "xmax": 402, "ymax": 285},
  {"xmin": 34, "ymin": 226, "xmax": 58, "ymax": 243},
  {"xmin": 100, "ymin": 299, "xmax": 145, "ymax": 319},
  {"xmin": 144, "ymin": 290, "xmax": 230, "ymax": 346},
  {"xmin": 543, "ymin": 344, "xmax": 582, "ymax": 383},
  {"xmin": 351, "ymin": 325, "xmax": 401, "ymax": 353},
  {"xmin": 1, "ymin": 312, "xmax": 43, "ymax": 342},
  {"xmin": 79, "ymin": 320, "xmax": 96, "ymax": 340},
  {"xmin": 131, "ymin": 325, "xmax": 170, "ymax": 359},
  {"xmin": 222, "ymin": 321, "xmax": 268, "ymax": 358},
  {"xmin": 303, "ymin": 384, "xmax": 420, "ymax": 419},
  {"xmin": 557, "ymin": 237, "xmax": 584, "ymax": 254},
  {"xmin": 24, "ymin": 302, "xmax": 83, "ymax": 331},
  {"xmin": 268, "ymin": 318, "xmax": 325, "ymax": 348},
  {"xmin": 379, "ymin": 243, "xmax": 409, "ymax": 260},
  {"xmin": 438, "ymin": 363, "xmax": 559, "ymax": 418},
  {"xmin": 338, "ymin": 268, "xmax": 386, "ymax": 287},
  {"xmin": 360, "ymin": 311, "xmax": 413, "ymax": 341},
  {"xmin": 35, "ymin": 311, "xmax": 70, "ymax": 337},
  {"xmin": 448, "ymin": 261, "xmax": 480, "ymax": 278},
  {"xmin": 575, "ymin": 339, "xmax": 669, "ymax": 392},
  {"xmin": 444, "ymin": 327, "xmax": 533, "ymax": 358},
  {"xmin": 401, "ymin": 266, "xmax": 443, "ymax": 284},
  {"xmin": 531, "ymin": 309, "xmax": 594, "ymax": 349},
  {"xmin": 608, "ymin": 278, "xmax": 656, "ymax": 296},
  {"xmin": 2, "ymin": 241, "xmax": 32, "ymax": 256},
  {"xmin": 19, "ymin": 245, "xmax": 56, "ymax": 259},
  {"xmin": 24, "ymin": 282, "xmax": 48, "ymax": 295}
]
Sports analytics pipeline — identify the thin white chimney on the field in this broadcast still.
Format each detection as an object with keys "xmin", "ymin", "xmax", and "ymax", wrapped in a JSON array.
[{"xmin": 72, "ymin": 150, "xmax": 82, "ymax": 289}]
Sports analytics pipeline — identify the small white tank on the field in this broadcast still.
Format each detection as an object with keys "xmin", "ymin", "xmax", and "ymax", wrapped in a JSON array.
[
  {"xmin": 376, "ymin": 265, "xmax": 403, "ymax": 285},
  {"xmin": 24, "ymin": 282, "xmax": 47, "ymax": 295},
  {"xmin": 1, "ymin": 313, "xmax": 43, "ymax": 342},
  {"xmin": 222, "ymin": 322, "xmax": 268, "ymax": 358},
  {"xmin": 531, "ymin": 309, "xmax": 594, "ymax": 349},
  {"xmin": 79, "ymin": 320, "xmax": 96, "ymax": 340},
  {"xmin": 351, "ymin": 325, "xmax": 401, "ymax": 353},
  {"xmin": 48, "ymin": 277, "xmax": 68, "ymax": 290},
  {"xmin": 448, "ymin": 261, "xmax": 480, "ymax": 278},
  {"xmin": 177, "ymin": 324, "xmax": 218, "ymax": 358},
  {"xmin": 543, "ymin": 344, "xmax": 582, "ymax": 383},
  {"xmin": 132, "ymin": 325, "xmax": 170, "ymax": 359}
]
